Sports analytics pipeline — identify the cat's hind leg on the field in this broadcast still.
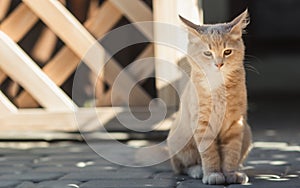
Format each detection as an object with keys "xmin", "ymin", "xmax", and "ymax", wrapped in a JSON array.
[
  {"xmin": 240, "ymin": 123, "xmax": 252, "ymax": 164},
  {"xmin": 184, "ymin": 164, "xmax": 203, "ymax": 179},
  {"xmin": 168, "ymin": 138, "xmax": 202, "ymax": 178}
]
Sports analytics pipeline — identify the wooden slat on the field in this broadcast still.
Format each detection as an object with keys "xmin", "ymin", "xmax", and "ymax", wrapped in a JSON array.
[
  {"xmin": 0, "ymin": 91, "xmax": 18, "ymax": 115},
  {"xmin": 31, "ymin": 28, "xmax": 57, "ymax": 63},
  {"xmin": 0, "ymin": 31, "xmax": 76, "ymax": 111},
  {"xmin": 0, "ymin": 69, "xmax": 6, "ymax": 83},
  {"xmin": 0, "ymin": 3, "xmax": 40, "ymax": 86},
  {"xmin": 109, "ymin": 0, "xmax": 153, "ymax": 39},
  {"xmin": 6, "ymin": 81, "xmax": 19, "ymax": 99},
  {"xmin": 127, "ymin": 44, "xmax": 155, "ymax": 81},
  {"xmin": 88, "ymin": 0, "xmax": 99, "ymax": 18},
  {"xmin": 16, "ymin": 1, "xmax": 123, "ymax": 107},
  {"xmin": 23, "ymin": 0, "xmax": 151, "ymax": 106},
  {"xmin": 15, "ymin": 46, "xmax": 79, "ymax": 107},
  {"xmin": 31, "ymin": 0, "xmax": 66, "ymax": 63},
  {"xmin": 0, "ymin": 3, "xmax": 39, "ymax": 42},
  {"xmin": 98, "ymin": 44, "xmax": 154, "ymax": 106},
  {"xmin": 22, "ymin": 0, "xmax": 101, "ymax": 68},
  {"xmin": 0, "ymin": 0, "xmax": 11, "ymax": 21},
  {"xmin": 85, "ymin": 1, "xmax": 122, "ymax": 39}
]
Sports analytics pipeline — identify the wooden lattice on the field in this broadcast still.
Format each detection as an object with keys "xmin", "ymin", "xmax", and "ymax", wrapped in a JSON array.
[{"xmin": 0, "ymin": 0, "xmax": 201, "ymax": 133}]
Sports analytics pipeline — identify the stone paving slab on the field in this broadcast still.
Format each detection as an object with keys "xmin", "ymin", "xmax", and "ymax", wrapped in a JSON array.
[
  {"xmin": 0, "ymin": 104, "xmax": 299, "ymax": 188},
  {"xmin": 0, "ymin": 172, "xmax": 64, "ymax": 183},
  {"xmin": 60, "ymin": 169, "xmax": 154, "ymax": 181},
  {"xmin": 0, "ymin": 139, "xmax": 295, "ymax": 188},
  {"xmin": 177, "ymin": 179, "xmax": 225, "ymax": 188},
  {"xmin": 36, "ymin": 180, "xmax": 81, "ymax": 188},
  {"xmin": 0, "ymin": 181, "xmax": 20, "ymax": 188},
  {"xmin": 79, "ymin": 179, "xmax": 177, "ymax": 188}
]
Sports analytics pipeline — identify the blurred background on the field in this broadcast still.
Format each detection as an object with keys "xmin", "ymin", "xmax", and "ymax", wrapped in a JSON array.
[
  {"xmin": 204, "ymin": 0, "xmax": 300, "ymax": 98},
  {"xmin": 0, "ymin": 0, "xmax": 299, "ymax": 139}
]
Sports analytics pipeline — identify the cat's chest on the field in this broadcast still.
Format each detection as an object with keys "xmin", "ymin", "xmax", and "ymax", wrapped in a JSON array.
[{"xmin": 199, "ymin": 69, "xmax": 224, "ymax": 91}]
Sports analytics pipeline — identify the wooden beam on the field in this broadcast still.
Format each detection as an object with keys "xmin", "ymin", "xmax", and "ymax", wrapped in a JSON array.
[
  {"xmin": 0, "ymin": 91, "xmax": 18, "ymax": 115},
  {"xmin": 153, "ymin": 0, "xmax": 180, "ymax": 107},
  {"xmin": 0, "ymin": 107, "xmax": 174, "ymax": 132},
  {"xmin": 16, "ymin": 1, "xmax": 123, "ymax": 108},
  {"xmin": 0, "ymin": 107, "xmax": 126, "ymax": 131},
  {"xmin": 109, "ymin": 0, "xmax": 153, "ymax": 39},
  {"xmin": 1, "ymin": 110, "xmax": 78, "ymax": 131},
  {"xmin": 153, "ymin": 0, "xmax": 202, "ymax": 107},
  {"xmin": 23, "ymin": 0, "xmax": 151, "ymax": 106},
  {"xmin": 0, "ymin": 0, "xmax": 11, "ymax": 21},
  {"xmin": 0, "ymin": 3, "xmax": 39, "ymax": 42},
  {"xmin": 0, "ymin": 31, "xmax": 76, "ymax": 111}
]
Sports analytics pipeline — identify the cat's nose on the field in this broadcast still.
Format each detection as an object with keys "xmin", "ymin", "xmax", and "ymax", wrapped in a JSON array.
[{"xmin": 215, "ymin": 63, "xmax": 224, "ymax": 69}]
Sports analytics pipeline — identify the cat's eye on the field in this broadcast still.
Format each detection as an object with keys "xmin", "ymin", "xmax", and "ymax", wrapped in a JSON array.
[
  {"xmin": 224, "ymin": 49, "xmax": 232, "ymax": 56},
  {"xmin": 203, "ymin": 51, "xmax": 212, "ymax": 57}
]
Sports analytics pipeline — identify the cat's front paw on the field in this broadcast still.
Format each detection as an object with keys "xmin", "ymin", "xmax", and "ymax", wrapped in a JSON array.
[
  {"xmin": 224, "ymin": 171, "xmax": 248, "ymax": 184},
  {"xmin": 202, "ymin": 172, "xmax": 225, "ymax": 185}
]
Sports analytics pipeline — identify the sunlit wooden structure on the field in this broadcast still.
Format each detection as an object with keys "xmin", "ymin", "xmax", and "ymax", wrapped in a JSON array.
[{"xmin": 0, "ymin": 0, "xmax": 202, "ymax": 134}]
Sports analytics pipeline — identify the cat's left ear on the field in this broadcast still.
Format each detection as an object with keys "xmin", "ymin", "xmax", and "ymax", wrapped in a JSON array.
[{"xmin": 228, "ymin": 9, "xmax": 249, "ymax": 40}]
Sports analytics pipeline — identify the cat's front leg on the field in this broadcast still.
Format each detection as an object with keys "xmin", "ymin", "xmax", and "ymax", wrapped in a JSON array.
[
  {"xmin": 195, "ymin": 131, "xmax": 225, "ymax": 185},
  {"xmin": 220, "ymin": 120, "xmax": 248, "ymax": 184}
]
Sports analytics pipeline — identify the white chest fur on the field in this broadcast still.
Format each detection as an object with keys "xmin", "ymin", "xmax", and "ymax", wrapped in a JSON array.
[{"xmin": 201, "ymin": 67, "xmax": 225, "ymax": 91}]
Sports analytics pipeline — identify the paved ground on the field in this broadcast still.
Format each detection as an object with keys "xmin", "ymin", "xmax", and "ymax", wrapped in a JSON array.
[
  {"xmin": 0, "ymin": 137, "xmax": 298, "ymax": 188},
  {"xmin": 0, "ymin": 99, "xmax": 299, "ymax": 188}
]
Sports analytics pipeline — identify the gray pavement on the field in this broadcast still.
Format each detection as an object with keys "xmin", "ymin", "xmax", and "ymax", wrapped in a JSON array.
[
  {"xmin": 0, "ymin": 99, "xmax": 299, "ymax": 187},
  {"xmin": 0, "ymin": 131, "xmax": 298, "ymax": 188}
]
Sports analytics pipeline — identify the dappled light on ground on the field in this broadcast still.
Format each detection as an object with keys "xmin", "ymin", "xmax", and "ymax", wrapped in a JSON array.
[{"xmin": 243, "ymin": 141, "xmax": 300, "ymax": 186}]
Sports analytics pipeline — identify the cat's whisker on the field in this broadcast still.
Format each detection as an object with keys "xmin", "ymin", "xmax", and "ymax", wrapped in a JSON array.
[
  {"xmin": 243, "ymin": 59, "xmax": 260, "ymax": 75},
  {"xmin": 244, "ymin": 54, "xmax": 264, "ymax": 64},
  {"xmin": 244, "ymin": 64, "xmax": 260, "ymax": 75}
]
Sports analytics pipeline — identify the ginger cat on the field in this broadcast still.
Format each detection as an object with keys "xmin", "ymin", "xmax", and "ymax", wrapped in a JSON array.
[{"xmin": 167, "ymin": 10, "xmax": 252, "ymax": 185}]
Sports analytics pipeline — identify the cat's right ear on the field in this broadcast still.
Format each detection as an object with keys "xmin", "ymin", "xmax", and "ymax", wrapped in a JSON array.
[
  {"xmin": 179, "ymin": 15, "xmax": 203, "ymax": 43},
  {"xmin": 179, "ymin": 15, "xmax": 199, "ymax": 30},
  {"xmin": 179, "ymin": 15, "xmax": 206, "ymax": 33}
]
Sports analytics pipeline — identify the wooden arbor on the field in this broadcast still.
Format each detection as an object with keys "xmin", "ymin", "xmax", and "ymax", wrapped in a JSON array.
[{"xmin": 0, "ymin": 0, "xmax": 202, "ymax": 134}]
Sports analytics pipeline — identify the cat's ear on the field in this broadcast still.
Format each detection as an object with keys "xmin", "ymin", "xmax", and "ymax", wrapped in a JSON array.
[
  {"xmin": 227, "ymin": 9, "xmax": 249, "ymax": 40},
  {"xmin": 179, "ymin": 15, "xmax": 206, "ymax": 33},
  {"xmin": 179, "ymin": 15, "xmax": 199, "ymax": 30},
  {"xmin": 179, "ymin": 15, "xmax": 205, "ymax": 42}
]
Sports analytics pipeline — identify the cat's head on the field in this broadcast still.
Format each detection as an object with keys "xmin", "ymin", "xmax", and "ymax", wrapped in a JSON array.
[{"xmin": 180, "ymin": 9, "xmax": 249, "ymax": 74}]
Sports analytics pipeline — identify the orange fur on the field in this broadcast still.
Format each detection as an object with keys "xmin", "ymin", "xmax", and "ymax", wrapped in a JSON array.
[{"xmin": 167, "ymin": 10, "xmax": 252, "ymax": 185}]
